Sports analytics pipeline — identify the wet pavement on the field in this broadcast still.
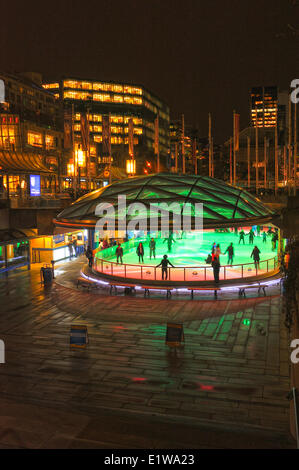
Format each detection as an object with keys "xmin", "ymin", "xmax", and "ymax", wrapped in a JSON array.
[{"xmin": 0, "ymin": 257, "xmax": 295, "ymax": 448}]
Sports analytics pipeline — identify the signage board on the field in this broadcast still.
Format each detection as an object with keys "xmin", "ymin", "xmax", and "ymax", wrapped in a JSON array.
[
  {"xmin": 30, "ymin": 175, "xmax": 41, "ymax": 197},
  {"xmin": 0, "ymin": 80, "xmax": 5, "ymax": 103},
  {"xmin": 53, "ymin": 234, "xmax": 65, "ymax": 245},
  {"xmin": 166, "ymin": 323, "xmax": 184, "ymax": 348},
  {"xmin": 70, "ymin": 325, "xmax": 89, "ymax": 349}
]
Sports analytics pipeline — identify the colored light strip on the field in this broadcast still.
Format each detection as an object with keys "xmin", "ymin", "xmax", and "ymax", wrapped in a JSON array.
[{"xmin": 81, "ymin": 271, "xmax": 281, "ymax": 293}]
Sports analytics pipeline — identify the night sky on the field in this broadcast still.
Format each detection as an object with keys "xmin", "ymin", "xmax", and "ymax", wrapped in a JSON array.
[{"xmin": 1, "ymin": 0, "xmax": 298, "ymax": 141}]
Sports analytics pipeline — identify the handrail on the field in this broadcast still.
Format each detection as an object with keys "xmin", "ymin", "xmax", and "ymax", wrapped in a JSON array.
[
  {"xmin": 95, "ymin": 255, "xmax": 277, "ymax": 271},
  {"xmin": 94, "ymin": 254, "xmax": 278, "ymax": 281}
]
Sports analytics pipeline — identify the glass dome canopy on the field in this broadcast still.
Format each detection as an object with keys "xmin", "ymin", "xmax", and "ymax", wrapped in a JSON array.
[{"xmin": 54, "ymin": 173, "xmax": 275, "ymax": 229}]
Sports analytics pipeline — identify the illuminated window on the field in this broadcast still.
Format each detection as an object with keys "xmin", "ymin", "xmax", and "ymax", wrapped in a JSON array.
[
  {"xmin": 81, "ymin": 82, "xmax": 92, "ymax": 90},
  {"xmin": 64, "ymin": 91, "xmax": 91, "ymax": 100},
  {"xmin": 92, "ymin": 125, "xmax": 102, "ymax": 133},
  {"xmin": 111, "ymin": 126, "xmax": 123, "ymax": 134},
  {"xmin": 113, "ymin": 95, "xmax": 124, "ymax": 103},
  {"xmin": 111, "ymin": 136, "xmax": 123, "ymax": 144},
  {"xmin": 45, "ymin": 135, "xmax": 56, "ymax": 149},
  {"xmin": 93, "ymin": 93, "xmax": 111, "ymax": 102},
  {"xmin": 43, "ymin": 83, "xmax": 59, "ymax": 89},
  {"xmin": 28, "ymin": 131, "xmax": 43, "ymax": 148},
  {"xmin": 90, "ymin": 145, "xmax": 96, "ymax": 156},
  {"xmin": 113, "ymin": 84, "xmax": 123, "ymax": 93},
  {"xmin": 124, "ymin": 86, "xmax": 142, "ymax": 95},
  {"xmin": 124, "ymin": 127, "xmax": 143, "ymax": 135},
  {"xmin": 94, "ymin": 135, "xmax": 103, "ymax": 143},
  {"xmin": 124, "ymin": 96, "xmax": 134, "ymax": 104},
  {"xmin": 111, "ymin": 116, "xmax": 124, "ymax": 123},
  {"xmin": 124, "ymin": 137, "xmax": 138, "ymax": 145},
  {"xmin": 124, "ymin": 117, "xmax": 143, "ymax": 125},
  {"xmin": 90, "ymin": 114, "xmax": 102, "ymax": 122}
]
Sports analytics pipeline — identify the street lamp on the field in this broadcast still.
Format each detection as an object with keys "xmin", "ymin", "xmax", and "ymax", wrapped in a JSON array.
[
  {"xmin": 126, "ymin": 159, "xmax": 136, "ymax": 177},
  {"xmin": 77, "ymin": 148, "xmax": 85, "ymax": 188}
]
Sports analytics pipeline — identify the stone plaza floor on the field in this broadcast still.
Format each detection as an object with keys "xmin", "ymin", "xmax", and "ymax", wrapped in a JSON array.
[{"xmin": 0, "ymin": 256, "xmax": 295, "ymax": 449}]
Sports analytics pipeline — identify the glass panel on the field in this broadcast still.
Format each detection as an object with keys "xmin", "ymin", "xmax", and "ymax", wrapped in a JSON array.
[
  {"xmin": 224, "ymin": 264, "xmax": 242, "ymax": 280},
  {"xmin": 185, "ymin": 267, "xmax": 206, "ymax": 281}
]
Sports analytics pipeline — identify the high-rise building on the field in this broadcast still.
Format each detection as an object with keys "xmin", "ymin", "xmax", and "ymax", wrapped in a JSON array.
[
  {"xmin": 251, "ymin": 86, "xmax": 278, "ymax": 128},
  {"xmin": 43, "ymin": 77, "xmax": 170, "ymax": 175}
]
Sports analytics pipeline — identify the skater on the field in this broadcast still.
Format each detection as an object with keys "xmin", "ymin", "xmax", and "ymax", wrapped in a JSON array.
[
  {"xmin": 212, "ymin": 257, "xmax": 221, "ymax": 284},
  {"xmin": 248, "ymin": 229, "xmax": 255, "ymax": 245},
  {"xmin": 102, "ymin": 239, "xmax": 109, "ymax": 250},
  {"xmin": 149, "ymin": 238, "xmax": 156, "ymax": 259},
  {"xmin": 271, "ymin": 231, "xmax": 278, "ymax": 251},
  {"xmin": 215, "ymin": 244, "xmax": 222, "ymax": 260},
  {"xmin": 85, "ymin": 246, "xmax": 93, "ymax": 268},
  {"xmin": 224, "ymin": 243, "xmax": 234, "ymax": 265},
  {"xmin": 239, "ymin": 230, "xmax": 245, "ymax": 245},
  {"xmin": 116, "ymin": 243, "xmax": 123, "ymax": 264},
  {"xmin": 163, "ymin": 232, "xmax": 176, "ymax": 253},
  {"xmin": 262, "ymin": 231, "xmax": 267, "ymax": 243},
  {"xmin": 137, "ymin": 241, "xmax": 144, "ymax": 263},
  {"xmin": 251, "ymin": 246, "xmax": 261, "ymax": 270},
  {"xmin": 257, "ymin": 226, "xmax": 261, "ymax": 237},
  {"xmin": 211, "ymin": 242, "xmax": 217, "ymax": 254},
  {"xmin": 156, "ymin": 255, "xmax": 175, "ymax": 281}
]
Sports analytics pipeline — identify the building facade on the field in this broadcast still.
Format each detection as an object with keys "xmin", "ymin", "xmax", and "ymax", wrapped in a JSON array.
[
  {"xmin": 250, "ymin": 86, "xmax": 278, "ymax": 128},
  {"xmin": 43, "ymin": 77, "xmax": 170, "ymax": 177},
  {"xmin": 0, "ymin": 71, "xmax": 64, "ymax": 198}
]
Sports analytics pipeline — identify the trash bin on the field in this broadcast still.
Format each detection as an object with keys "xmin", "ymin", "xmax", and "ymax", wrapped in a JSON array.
[{"xmin": 40, "ymin": 264, "xmax": 53, "ymax": 285}]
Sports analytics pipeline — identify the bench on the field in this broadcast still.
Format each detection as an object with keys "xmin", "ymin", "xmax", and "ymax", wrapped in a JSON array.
[
  {"xmin": 188, "ymin": 287, "xmax": 221, "ymax": 299},
  {"xmin": 238, "ymin": 284, "xmax": 268, "ymax": 298},
  {"xmin": 77, "ymin": 277, "xmax": 100, "ymax": 291},
  {"xmin": 109, "ymin": 282, "xmax": 137, "ymax": 296},
  {"xmin": 142, "ymin": 286, "xmax": 173, "ymax": 299}
]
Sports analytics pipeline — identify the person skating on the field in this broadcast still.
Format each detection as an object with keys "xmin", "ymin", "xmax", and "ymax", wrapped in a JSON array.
[
  {"xmin": 224, "ymin": 243, "xmax": 234, "ymax": 265},
  {"xmin": 116, "ymin": 243, "xmax": 123, "ymax": 264},
  {"xmin": 215, "ymin": 244, "xmax": 222, "ymax": 260},
  {"xmin": 136, "ymin": 241, "xmax": 144, "ymax": 263},
  {"xmin": 211, "ymin": 242, "xmax": 217, "ymax": 254},
  {"xmin": 271, "ymin": 231, "xmax": 278, "ymax": 251},
  {"xmin": 251, "ymin": 246, "xmax": 261, "ymax": 270},
  {"xmin": 239, "ymin": 230, "xmax": 245, "ymax": 245},
  {"xmin": 248, "ymin": 229, "xmax": 255, "ymax": 245},
  {"xmin": 149, "ymin": 238, "xmax": 156, "ymax": 259},
  {"xmin": 156, "ymin": 255, "xmax": 175, "ymax": 281},
  {"xmin": 85, "ymin": 246, "xmax": 93, "ymax": 268},
  {"xmin": 262, "ymin": 231, "xmax": 267, "ymax": 243},
  {"xmin": 163, "ymin": 232, "xmax": 176, "ymax": 253}
]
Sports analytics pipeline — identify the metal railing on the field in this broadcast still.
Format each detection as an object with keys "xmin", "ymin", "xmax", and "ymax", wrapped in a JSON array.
[{"xmin": 93, "ymin": 254, "xmax": 278, "ymax": 283}]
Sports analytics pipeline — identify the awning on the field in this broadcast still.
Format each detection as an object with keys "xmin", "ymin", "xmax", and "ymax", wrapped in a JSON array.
[{"xmin": 0, "ymin": 150, "xmax": 55, "ymax": 174}]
